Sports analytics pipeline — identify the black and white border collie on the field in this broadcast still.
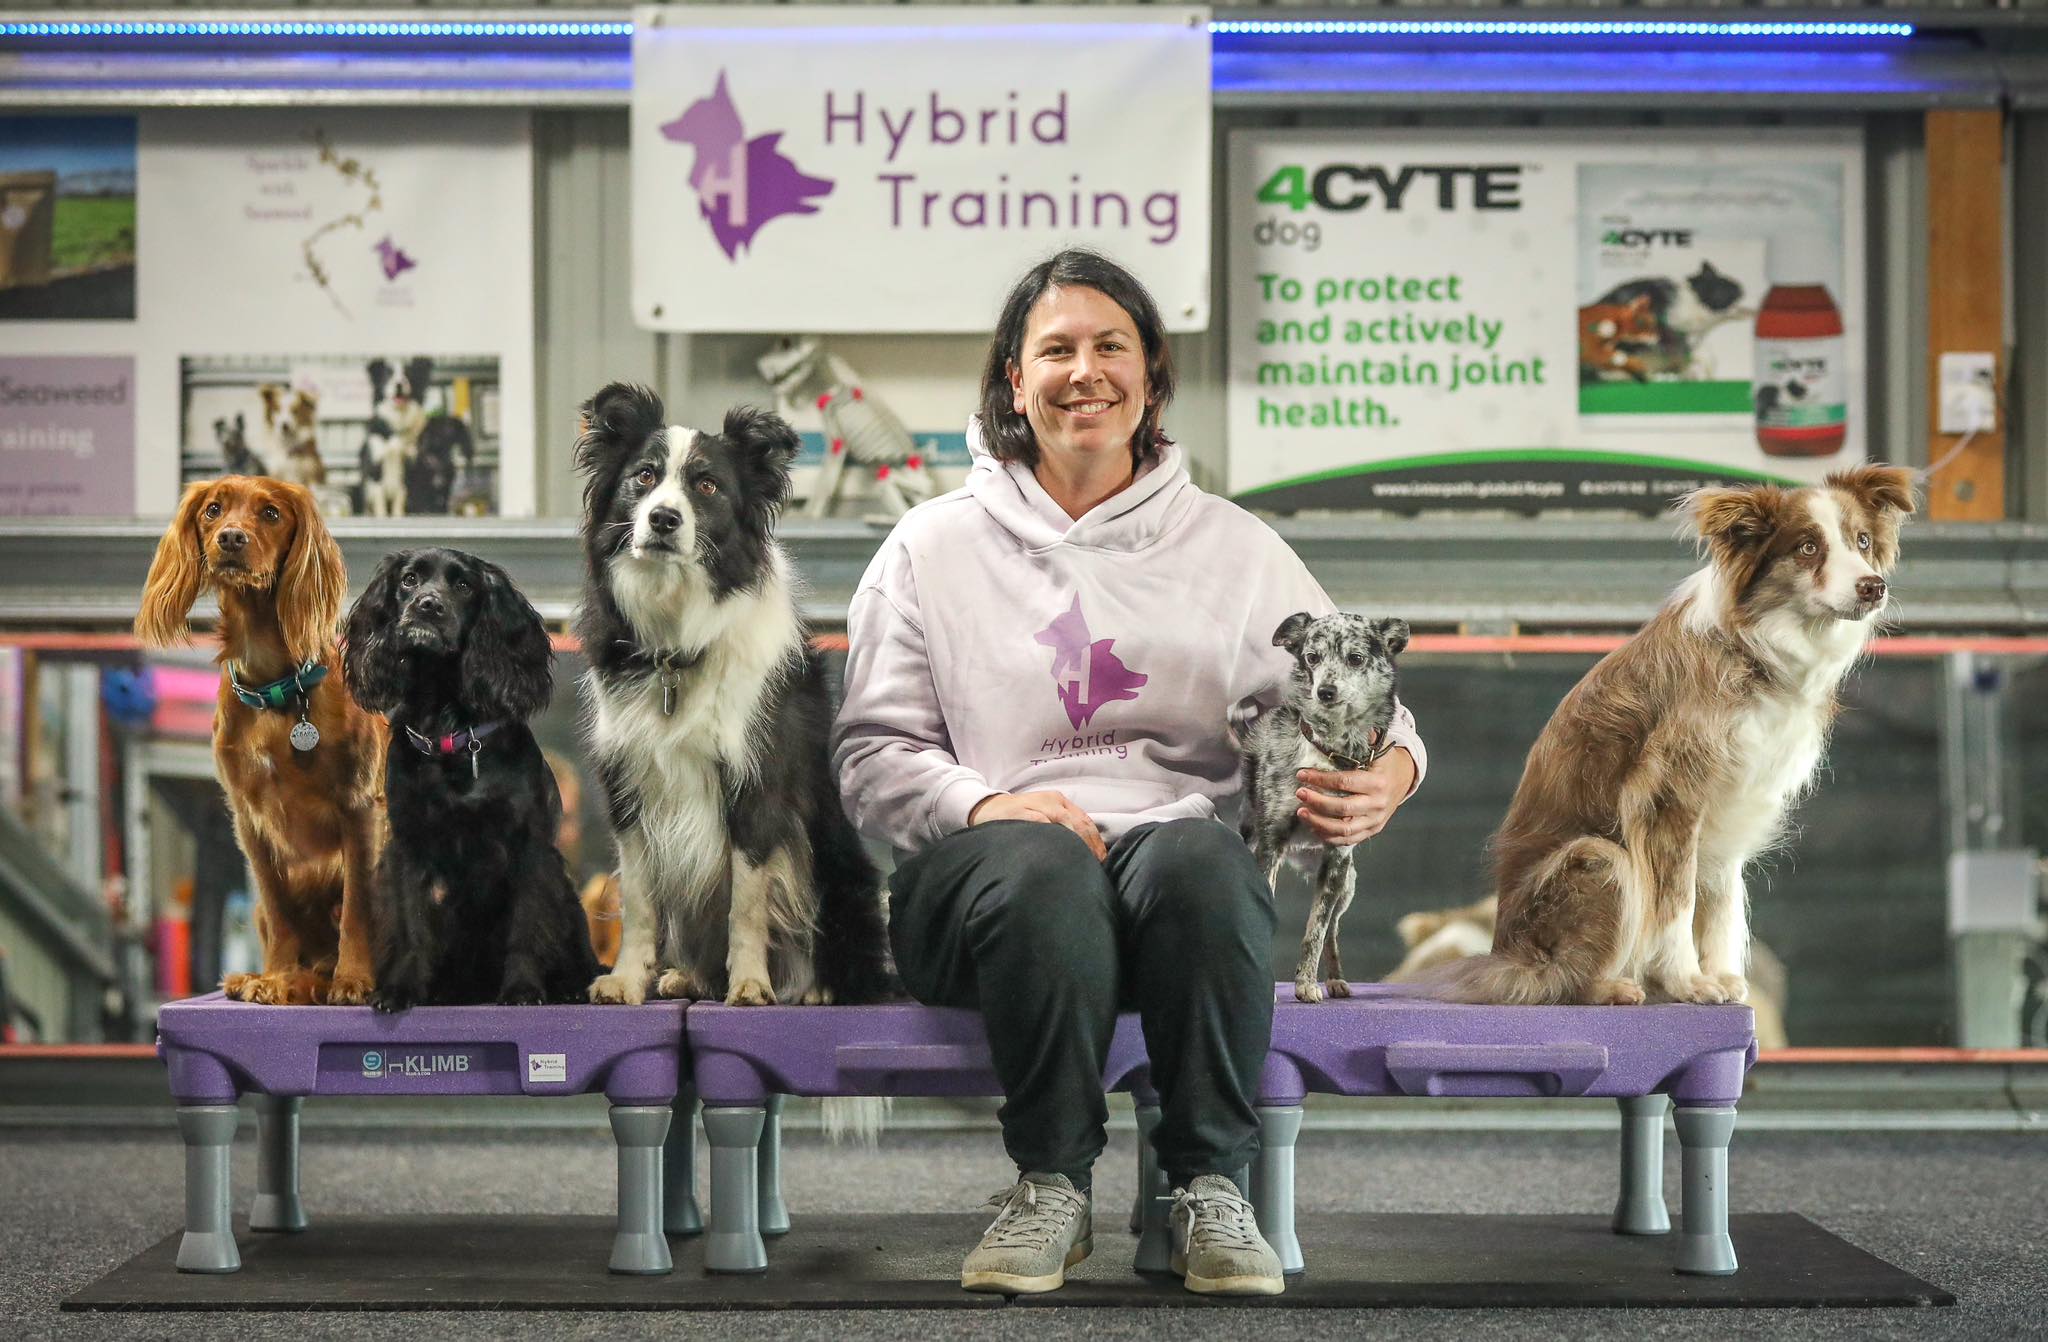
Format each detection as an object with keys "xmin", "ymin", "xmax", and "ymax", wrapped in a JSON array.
[{"xmin": 575, "ymin": 383, "xmax": 893, "ymax": 1008}]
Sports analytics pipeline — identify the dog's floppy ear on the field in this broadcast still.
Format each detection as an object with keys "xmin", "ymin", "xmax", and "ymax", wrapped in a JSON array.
[
  {"xmin": 274, "ymin": 483, "xmax": 345, "ymax": 666},
  {"xmin": 460, "ymin": 558, "xmax": 553, "ymax": 723},
  {"xmin": 1372, "ymin": 617, "xmax": 1411, "ymax": 659},
  {"xmin": 575, "ymin": 383, "xmax": 666, "ymax": 478},
  {"xmin": 1826, "ymin": 463, "xmax": 1917, "ymax": 518},
  {"xmin": 341, "ymin": 551, "xmax": 409, "ymax": 714},
  {"xmin": 1272, "ymin": 611, "xmax": 1314, "ymax": 653},
  {"xmin": 135, "ymin": 482, "xmax": 215, "ymax": 648},
  {"xmin": 1687, "ymin": 484, "xmax": 1785, "ymax": 550},
  {"xmin": 403, "ymin": 357, "xmax": 434, "ymax": 400},
  {"xmin": 722, "ymin": 404, "xmax": 801, "ymax": 512},
  {"xmin": 367, "ymin": 358, "xmax": 391, "ymax": 396}
]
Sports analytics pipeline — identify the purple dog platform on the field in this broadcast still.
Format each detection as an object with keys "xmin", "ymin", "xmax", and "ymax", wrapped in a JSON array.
[
  {"xmin": 687, "ymin": 985, "xmax": 1757, "ymax": 1278},
  {"xmin": 155, "ymin": 993, "xmax": 689, "ymax": 1277}
]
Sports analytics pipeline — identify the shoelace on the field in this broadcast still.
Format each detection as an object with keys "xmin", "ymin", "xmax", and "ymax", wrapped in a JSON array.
[
  {"xmin": 980, "ymin": 1180, "xmax": 1081, "ymax": 1250},
  {"xmin": 1174, "ymin": 1182, "xmax": 1263, "ymax": 1252}
]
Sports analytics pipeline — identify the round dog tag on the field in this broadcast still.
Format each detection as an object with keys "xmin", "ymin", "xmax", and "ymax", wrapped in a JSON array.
[{"xmin": 290, "ymin": 719, "xmax": 321, "ymax": 752}]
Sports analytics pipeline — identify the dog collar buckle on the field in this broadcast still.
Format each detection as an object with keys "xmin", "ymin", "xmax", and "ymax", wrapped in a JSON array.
[
  {"xmin": 230, "ymin": 659, "xmax": 328, "ymax": 721},
  {"xmin": 660, "ymin": 669, "xmax": 678, "ymax": 717},
  {"xmin": 402, "ymin": 720, "xmax": 503, "ymax": 774},
  {"xmin": 1300, "ymin": 721, "xmax": 1388, "ymax": 774}
]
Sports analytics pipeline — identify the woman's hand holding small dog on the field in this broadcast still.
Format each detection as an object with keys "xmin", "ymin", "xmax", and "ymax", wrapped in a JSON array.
[
  {"xmin": 1295, "ymin": 747, "xmax": 1416, "ymax": 847},
  {"xmin": 969, "ymin": 791, "xmax": 1109, "ymax": 861}
]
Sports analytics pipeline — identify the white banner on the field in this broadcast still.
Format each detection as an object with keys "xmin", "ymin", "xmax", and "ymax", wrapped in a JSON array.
[
  {"xmin": 631, "ymin": 5, "xmax": 1211, "ymax": 333},
  {"xmin": 1226, "ymin": 128, "xmax": 1866, "ymax": 511}
]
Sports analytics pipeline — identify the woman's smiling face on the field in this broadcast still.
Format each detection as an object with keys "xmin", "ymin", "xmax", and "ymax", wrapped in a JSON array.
[{"xmin": 1008, "ymin": 284, "xmax": 1151, "ymax": 474}]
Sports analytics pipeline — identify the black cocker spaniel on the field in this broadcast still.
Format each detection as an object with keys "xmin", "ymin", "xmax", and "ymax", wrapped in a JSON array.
[{"xmin": 343, "ymin": 547, "xmax": 597, "ymax": 1010}]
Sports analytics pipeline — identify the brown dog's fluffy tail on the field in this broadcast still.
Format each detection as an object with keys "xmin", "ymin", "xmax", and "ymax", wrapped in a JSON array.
[{"xmin": 1405, "ymin": 952, "xmax": 1580, "ymax": 1005}]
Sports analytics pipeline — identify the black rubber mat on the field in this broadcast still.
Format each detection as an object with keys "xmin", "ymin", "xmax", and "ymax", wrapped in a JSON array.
[{"xmin": 65, "ymin": 1211, "xmax": 1954, "ymax": 1311}]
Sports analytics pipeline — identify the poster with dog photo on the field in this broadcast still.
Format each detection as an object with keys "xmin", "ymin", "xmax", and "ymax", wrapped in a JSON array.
[
  {"xmin": 1226, "ymin": 128, "xmax": 1864, "ymax": 513},
  {"xmin": 179, "ymin": 355, "xmax": 500, "ymax": 517},
  {"xmin": 134, "ymin": 110, "xmax": 533, "ymax": 514}
]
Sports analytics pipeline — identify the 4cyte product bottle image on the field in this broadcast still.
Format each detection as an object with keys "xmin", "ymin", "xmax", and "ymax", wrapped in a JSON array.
[{"xmin": 1753, "ymin": 235, "xmax": 1847, "ymax": 457}]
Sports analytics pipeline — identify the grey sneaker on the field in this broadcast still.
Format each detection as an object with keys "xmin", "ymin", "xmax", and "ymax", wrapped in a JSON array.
[
  {"xmin": 1170, "ymin": 1174, "xmax": 1285, "ymax": 1295},
  {"xmin": 960, "ymin": 1172, "xmax": 1092, "ymax": 1293}
]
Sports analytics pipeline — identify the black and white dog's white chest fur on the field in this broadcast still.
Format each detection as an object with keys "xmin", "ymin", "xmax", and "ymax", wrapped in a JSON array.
[{"xmin": 575, "ymin": 384, "xmax": 893, "ymax": 1008}]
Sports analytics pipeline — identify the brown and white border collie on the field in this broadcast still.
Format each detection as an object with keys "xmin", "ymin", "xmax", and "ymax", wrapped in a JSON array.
[{"xmin": 1432, "ymin": 465, "xmax": 1915, "ymax": 1007}]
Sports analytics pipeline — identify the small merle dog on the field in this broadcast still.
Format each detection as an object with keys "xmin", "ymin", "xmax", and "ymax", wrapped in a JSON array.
[
  {"xmin": 1235, "ymin": 611, "xmax": 1410, "ymax": 1003},
  {"xmin": 343, "ymin": 547, "xmax": 597, "ymax": 1009},
  {"xmin": 575, "ymin": 383, "xmax": 892, "ymax": 1009}
]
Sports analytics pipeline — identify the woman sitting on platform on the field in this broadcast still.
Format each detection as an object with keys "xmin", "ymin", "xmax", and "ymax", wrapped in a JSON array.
[{"xmin": 832, "ymin": 248, "xmax": 1427, "ymax": 1297}]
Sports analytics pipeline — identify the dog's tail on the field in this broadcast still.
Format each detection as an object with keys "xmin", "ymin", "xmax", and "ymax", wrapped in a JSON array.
[
  {"xmin": 1403, "ymin": 952, "xmax": 1579, "ymax": 1005},
  {"xmin": 1224, "ymin": 694, "xmax": 1263, "ymax": 753},
  {"xmin": 821, "ymin": 1097, "xmax": 891, "ymax": 1148}
]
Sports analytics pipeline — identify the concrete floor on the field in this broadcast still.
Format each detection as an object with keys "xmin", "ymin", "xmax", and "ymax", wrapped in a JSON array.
[{"xmin": 2, "ymin": 1113, "xmax": 2042, "ymax": 1341}]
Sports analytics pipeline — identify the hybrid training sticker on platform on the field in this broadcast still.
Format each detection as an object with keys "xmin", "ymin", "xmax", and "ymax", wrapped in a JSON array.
[{"xmin": 631, "ymin": 5, "xmax": 1212, "ymax": 333}]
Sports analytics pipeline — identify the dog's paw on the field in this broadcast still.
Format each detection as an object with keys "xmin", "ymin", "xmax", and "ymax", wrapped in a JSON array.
[
  {"xmin": 1664, "ymin": 974, "xmax": 1735, "ymax": 1005},
  {"xmin": 223, "ymin": 972, "xmax": 259, "ymax": 1002},
  {"xmin": 1590, "ymin": 977, "xmax": 1647, "ymax": 1006},
  {"xmin": 725, "ymin": 978, "xmax": 775, "ymax": 1007},
  {"xmin": 588, "ymin": 972, "xmax": 648, "ymax": 1006},
  {"xmin": 1326, "ymin": 978, "xmax": 1353, "ymax": 998},
  {"xmin": 799, "ymin": 986, "xmax": 836, "ymax": 1006},
  {"xmin": 285, "ymin": 971, "xmax": 327, "ymax": 1004},
  {"xmin": 1293, "ymin": 978, "xmax": 1325, "ymax": 1004},
  {"xmin": 370, "ymin": 988, "xmax": 416, "ymax": 1014},
  {"xmin": 324, "ymin": 973, "xmax": 375, "ymax": 1007},
  {"xmin": 653, "ymin": 969, "xmax": 707, "ymax": 1001},
  {"xmin": 496, "ymin": 982, "xmax": 548, "ymax": 1007},
  {"xmin": 1711, "ymin": 973, "xmax": 1750, "ymax": 1004},
  {"xmin": 233, "ymin": 971, "xmax": 317, "ymax": 1006}
]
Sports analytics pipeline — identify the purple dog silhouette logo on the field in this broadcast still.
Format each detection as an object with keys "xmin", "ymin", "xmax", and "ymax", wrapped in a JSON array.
[
  {"xmin": 1035, "ymin": 596, "xmax": 1147, "ymax": 729},
  {"xmin": 661, "ymin": 70, "xmax": 835, "ymax": 260},
  {"xmin": 373, "ymin": 235, "xmax": 417, "ymax": 282}
]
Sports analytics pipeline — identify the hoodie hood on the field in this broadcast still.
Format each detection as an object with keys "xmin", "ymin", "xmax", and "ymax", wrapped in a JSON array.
[{"xmin": 963, "ymin": 414, "xmax": 1196, "ymax": 554}]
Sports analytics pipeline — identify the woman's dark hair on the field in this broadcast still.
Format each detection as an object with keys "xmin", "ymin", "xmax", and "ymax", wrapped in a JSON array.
[{"xmin": 976, "ymin": 249, "xmax": 1175, "ymax": 471}]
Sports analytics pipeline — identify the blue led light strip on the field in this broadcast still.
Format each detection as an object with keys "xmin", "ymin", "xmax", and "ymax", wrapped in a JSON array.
[
  {"xmin": 1211, "ymin": 19, "xmax": 1916, "ymax": 37},
  {"xmin": 0, "ymin": 21, "xmax": 633, "ymax": 38},
  {"xmin": 0, "ymin": 18, "xmax": 1915, "ymax": 41}
]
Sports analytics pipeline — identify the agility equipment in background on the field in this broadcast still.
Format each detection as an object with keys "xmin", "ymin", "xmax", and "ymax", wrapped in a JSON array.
[{"xmin": 757, "ymin": 337, "xmax": 936, "ymax": 520}]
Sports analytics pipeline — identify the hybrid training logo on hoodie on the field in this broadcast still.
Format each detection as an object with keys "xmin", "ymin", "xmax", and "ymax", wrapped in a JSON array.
[
  {"xmin": 661, "ymin": 70, "xmax": 836, "ymax": 260},
  {"xmin": 1035, "ymin": 596, "xmax": 1147, "ymax": 730}
]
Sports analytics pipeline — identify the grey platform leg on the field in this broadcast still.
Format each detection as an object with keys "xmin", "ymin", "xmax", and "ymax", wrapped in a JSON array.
[
  {"xmin": 175, "ymin": 1104, "xmax": 241, "ymax": 1273},
  {"xmin": 759, "ymin": 1093, "xmax": 790, "ymax": 1237},
  {"xmin": 1613, "ymin": 1094, "xmax": 1671, "ymax": 1235},
  {"xmin": 663, "ymin": 1084, "xmax": 703, "ymax": 1236},
  {"xmin": 249, "ymin": 1094, "xmax": 308, "ymax": 1233},
  {"xmin": 1132, "ymin": 1103, "xmax": 1173, "ymax": 1274},
  {"xmin": 704, "ymin": 1105, "xmax": 768, "ymax": 1273},
  {"xmin": 1253, "ymin": 1105, "xmax": 1304, "ymax": 1276},
  {"xmin": 609, "ymin": 1105, "xmax": 674, "ymax": 1275},
  {"xmin": 1673, "ymin": 1106, "xmax": 1738, "ymax": 1275}
]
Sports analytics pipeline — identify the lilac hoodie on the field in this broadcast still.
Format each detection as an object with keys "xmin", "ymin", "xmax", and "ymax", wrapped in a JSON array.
[{"xmin": 832, "ymin": 433, "xmax": 1426, "ymax": 853}]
